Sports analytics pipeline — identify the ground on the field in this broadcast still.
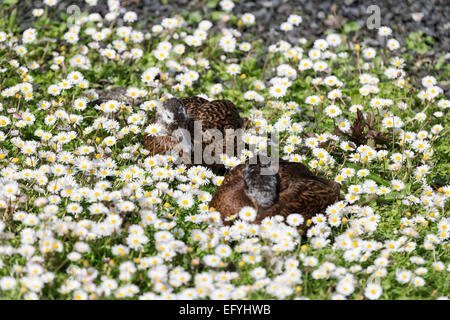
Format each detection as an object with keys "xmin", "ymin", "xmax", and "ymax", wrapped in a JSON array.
[{"xmin": 0, "ymin": 0, "xmax": 448, "ymax": 300}]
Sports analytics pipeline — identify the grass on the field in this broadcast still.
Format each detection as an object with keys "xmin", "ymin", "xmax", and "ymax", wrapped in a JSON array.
[{"xmin": 0, "ymin": 1, "xmax": 448, "ymax": 300}]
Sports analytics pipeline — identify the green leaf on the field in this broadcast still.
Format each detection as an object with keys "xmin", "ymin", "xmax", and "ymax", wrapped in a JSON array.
[
  {"xmin": 383, "ymin": 192, "xmax": 404, "ymax": 201},
  {"xmin": 187, "ymin": 11, "xmax": 202, "ymax": 24},
  {"xmin": 434, "ymin": 55, "xmax": 446, "ymax": 70},
  {"xmin": 405, "ymin": 31, "xmax": 434, "ymax": 54},
  {"xmin": 367, "ymin": 174, "xmax": 390, "ymax": 187},
  {"xmin": 4, "ymin": 0, "xmax": 19, "ymax": 5},
  {"xmin": 211, "ymin": 11, "xmax": 225, "ymax": 21},
  {"xmin": 342, "ymin": 21, "xmax": 361, "ymax": 34},
  {"xmin": 8, "ymin": 7, "xmax": 17, "ymax": 33},
  {"xmin": 207, "ymin": 0, "xmax": 219, "ymax": 8}
]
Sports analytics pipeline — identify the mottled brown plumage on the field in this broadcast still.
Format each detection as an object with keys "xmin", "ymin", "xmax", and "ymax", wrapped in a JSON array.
[
  {"xmin": 178, "ymin": 96, "xmax": 209, "ymax": 113},
  {"xmin": 142, "ymin": 134, "xmax": 180, "ymax": 156},
  {"xmin": 142, "ymin": 98, "xmax": 188, "ymax": 158},
  {"xmin": 185, "ymin": 99, "xmax": 245, "ymax": 132},
  {"xmin": 210, "ymin": 157, "xmax": 341, "ymax": 227},
  {"xmin": 95, "ymin": 87, "xmax": 135, "ymax": 104},
  {"xmin": 186, "ymin": 99, "xmax": 248, "ymax": 170},
  {"xmin": 143, "ymin": 97, "xmax": 248, "ymax": 169}
]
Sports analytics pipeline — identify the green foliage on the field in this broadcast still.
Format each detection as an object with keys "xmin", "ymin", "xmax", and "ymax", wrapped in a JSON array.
[
  {"xmin": 0, "ymin": 1, "xmax": 448, "ymax": 301},
  {"xmin": 342, "ymin": 21, "xmax": 361, "ymax": 34},
  {"xmin": 406, "ymin": 31, "xmax": 435, "ymax": 54}
]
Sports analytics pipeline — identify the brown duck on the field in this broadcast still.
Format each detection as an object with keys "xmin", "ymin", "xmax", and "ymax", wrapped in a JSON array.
[
  {"xmin": 143, "ymin": 96, "xmax": 248, "ymax": 168},
  {"xmin": 209, "ymin": 155, "xmax": 341, "ymax": 226},
  {"xmin": 93, "ymin": 87, "xmax": 136, "ymax": 105}
]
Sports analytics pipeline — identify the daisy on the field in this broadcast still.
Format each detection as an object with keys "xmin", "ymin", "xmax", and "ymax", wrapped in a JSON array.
[
  {"xmin": 226, "ymin": 64, "xmax": 241, "ymax": 76},
  {"xmin": 364, "ymin": 282, "xmax": 382, "ymax": 300},
  {"xmin": 210, "ymin": 83, "xmax": 223, "ymax": 95},
  {"xmin": 287, "ymin": 14, "xmax": 302, "ymax": 26},
  {"xmin": 324, "ymin": 105, "xmax": 342, "ymax": 118},
  {"xmin": 305, "ymin": 95, "xmax": 320, "ymax": 105},
  {"xmin": 362, "ymin": 48, "xmax": 376, "ymax": 59},
  {"xmin": 378, "ymin": 26, "xmax": 392, "ymax": 37},
  {"xmin": 326, "ymin": 33, "xmax": 341, "ymax": 47},
  {"xmin": 177, "ymin": 193, "xmax": 195, "ymax": 209},
  {"xmin": 238, "ymin": 206, "xmax": 257, "ymax": 222},
  {"xmin": 387, "ymin": 38, "xmax": 400, "ymax": 50},
  {"xmin": 269, "ymin": 85, "xmax": 287, "ymax": 98}
]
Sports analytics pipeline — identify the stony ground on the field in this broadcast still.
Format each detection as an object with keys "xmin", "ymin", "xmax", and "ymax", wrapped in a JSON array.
[
  {"xmin": 11, "ymin": 0, "xmax": 450, "ymax": 92},
  {"xmin": 0, "ymin": 0, "xmax": 448, "ymax": 300}
]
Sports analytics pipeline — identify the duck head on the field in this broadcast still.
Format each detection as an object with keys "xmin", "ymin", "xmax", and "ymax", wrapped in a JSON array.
[
  {"xmin": 155, "ymin": 98, "xmax": 192, "ymax": 152},
  {"xmin": 243, "ymin": 155, "xmax": 280, "ymax": 208},
  {"xmin": 155, "ymin": 98, "xmax": 189, "ymax": 133}
]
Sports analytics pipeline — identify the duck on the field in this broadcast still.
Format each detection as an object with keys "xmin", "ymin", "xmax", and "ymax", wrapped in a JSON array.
[
  {"xmin": 143, "ymin": 97, "xmax": 191, "ymax": 157},
  {"xmin": 143, "ymin": 96, "xmax": 248, "ymax": 168},
  {"xmin": 86, "ymin": 87, "xmax": 137, "ymax": 113},
  {"xmin": 96, "ymin": 87, "xmax": 126, "ymax": 102},
  {"xmin": 209, "ymin": 155, "xmax": 341, "ymax": 226}
]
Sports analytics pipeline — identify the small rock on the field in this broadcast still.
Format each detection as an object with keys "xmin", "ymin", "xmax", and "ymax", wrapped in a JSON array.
[{"xmin": 411, "ymin": 12, "xmax": 424, "ymax": 22}]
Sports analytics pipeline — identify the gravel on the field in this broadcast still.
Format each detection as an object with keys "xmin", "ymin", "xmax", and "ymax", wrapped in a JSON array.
[{"xmin": 9, "ymin": 0, "xmax": 450, "ymax": 78}]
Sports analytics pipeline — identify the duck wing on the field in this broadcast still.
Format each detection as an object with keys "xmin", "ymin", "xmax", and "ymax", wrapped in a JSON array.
[
  {"xmin": 187, "ymin": 100, "xmax": 246, "ymax": 168},
  {"xmin": 179, "ymin": 96, "xmax": 209, "ymax": 113},
  {"xmin": 210, "ymin": 160, "xmax": 340, "ymax": 226},
  {"xmin": 277, "ymin": 160, "xmax": 320, "ymax": 179},
  {"xmin": 187, "ymin": 99, "xmax": 244, "ymax": 132},
  {"xmin": 210, "ymin": 164, "xmax": 254, "ymax": 224},
  {"xmin": 256, "ymin": 169, "xmax": 340, "ymax": 223},
  {"xmin": 143, "ymin": 134, "xmax": 180, "ymax": 156}
]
